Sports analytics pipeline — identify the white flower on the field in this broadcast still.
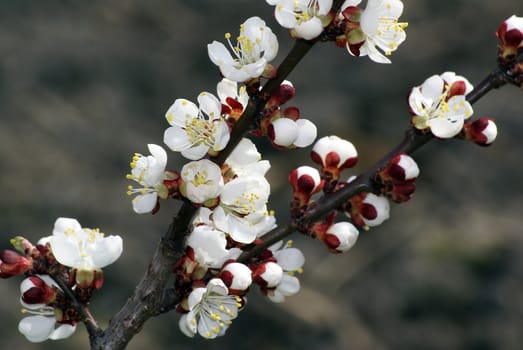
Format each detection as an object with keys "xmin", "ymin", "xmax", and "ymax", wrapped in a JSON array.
[
  {"xmin": 178, "ymin": 278, "xmax": 241, "ymax": 339},
  {"xmin": 18, "ymin": 275, "xmax": 76, "ymax": 343},
  {"xmin": 180, "ymin": 159, "xmax": 224, "ymax": 204},
  {"xmin": 225, "ymin": 138, "xmax": 271, "ymax": 177},
  {"xmin": 410, "ymin": 72, "xmax": 474, "ymax": 138},
  {"xmin": 164, "ymin": 92, "xmax": 230, "ymax": 160},
  {"xmin": 267, "ymin": 240, "xmax": 305, "ymax": 303},
  {"xmin": 49, "ymin": 218, "xmax": 123, "ymax": 271},
  {"xmin": 272, "ymin": 0, "xmax": 333, "ymax": 40},
  {"xmin": 347, "ymin": 0, "xmax": 407, "ymax": 63},
  {"xmin": 213, "ymin": 175, "xmax": 271, "ymax": 244},
  {"xmin": 126, "ymin": 144, "xmax": 167, "ymax": 214},
  {"xmin": 208, "ymin": 16, "xmax": 278, "ymax": 82}
]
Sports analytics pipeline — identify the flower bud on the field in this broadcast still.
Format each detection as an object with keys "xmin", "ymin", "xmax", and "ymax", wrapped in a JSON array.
[
  {"xmin": 268, "ymin": 118, "xmax": 299, "ymax": 147},
  {"xmin": 219, "ymin": 262, "xmax": 252, "ymax": 294},
  {"xmin": 252, "ymin": 261, "xmax": 283, "ymax": 288},
  {"xmin": 463, "ymin": 118, "xmax": 498, "ymax": 146},
  {"xmin": 496, "ymin": 15, "xmax": 523, "ymax": 63},
  {"xmin": 324, "ymin": 222, "xmax": 359, "ymax": 253},
  {"xmin": 75, "ymin": 268, "xmax": 104, "ymax": 290},
  {"xmin": 0, "ymin": 250, "xmax": 32, "ymax": 278},
  {"xmin": 312, "ymin": 136, "xmax": 358, "ymax": 170},
  {"xmin": 379, "ymin": 153, "xmax": 419, "ymax": 183},
  {"xmin": 265, "ymin": 80, "xmax": 295, "ymax": 108},
  {"xmin": 20, "ymin": 276, "xmax": 57, "ymax": 305},
  {"xmin": 289, "ymin": 166, "xmax": 324, "ymax": 203},
  {"xmin": 388, "ymin": 182, "xmax": 416, "ymax": 203},
  {"xmin": 348, "ymin": 193, "xmax": 390, "ymax": 228}
]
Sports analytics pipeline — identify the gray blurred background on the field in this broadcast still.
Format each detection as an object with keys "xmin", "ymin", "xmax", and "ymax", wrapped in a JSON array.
[{"xmin": 1, "ymin": 1, "xmax": 523, "ymax": 349}]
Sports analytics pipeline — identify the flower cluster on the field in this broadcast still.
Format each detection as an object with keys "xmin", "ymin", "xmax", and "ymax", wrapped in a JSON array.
[{"xmin": 1, "ymin": 218, "xmax": 122, "ymax": 342}]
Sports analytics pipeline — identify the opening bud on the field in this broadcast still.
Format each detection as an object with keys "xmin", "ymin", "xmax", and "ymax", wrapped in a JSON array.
[
  {"xmin": 463, "ymin": 118, "xmax": 498, "ymax": 146},
  {"xmin": 21, "ymin": 275, "xmax": 57, "ymax": 305},
  {"xmin": 289, "ymin": 166, "xmax": 324, "ymax": 204},
  {"xmin": 219, "ymin": 262, "xmax": 252, "ymax": 294},
  {"xmin": 252, "ymin": 261, "xmax": 283, "ymax": 288},
  {"xmin": 324, "ymin": 222, "xmax": 359, "ymax": 253},
  {"xmin": 348, "ymin": 193, "xmax": 390, "ymax": 228},
  {"xmin": 379, "ymin": 153, "xmax": 419, "ymax": 183}
]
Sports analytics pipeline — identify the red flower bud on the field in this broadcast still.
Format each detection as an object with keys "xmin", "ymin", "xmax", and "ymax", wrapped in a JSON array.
[{"xmin": 0, "ymin": 250, "xmax": 31, "ymax": 278}]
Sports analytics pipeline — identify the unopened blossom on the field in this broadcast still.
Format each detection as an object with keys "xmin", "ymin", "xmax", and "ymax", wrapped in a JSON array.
[
  {"xmin": 349, "ymin": 192, "xmax": 390, "ymax": 227},
  {"xmin": 180, "ymin": 159, "xmax": 224, "ymax": 205},
  {"xmin": 217, "ymin": 78, "xmax": 249, "ymax": 123},
  {"xmin": 266, "ymin": 241, "xmax": 305, "ymax": 303},
  {"xmin": 126, "ymin": 144, "xmax": 168, "ymax": 214},
  {"xmin": 178, "ymin": 278, "xmax": 242, "ymax": 339},
  {"xmin": 164, "ymin": 92, "xmax": 230, "ymax": 160},
  {"xmin": 409, "ymin": 72, "xmax": 474, "ymax": 138},
  {"xmin": 20, "ymin": 275, "xmax": 57, "ymax": 305},
  {"xmin": 270, "ymin": 0, "xmax": 333, "ymax": 40},
  {"xmin": 213, "ymin": 175, "xmax": 271, "ymax": 244},
  {"xmin": 219, "ymin": 262, "xmax": 253, "ymax": 293},
  {"xmin": 252, "ymin": 261, "xmax": 283, "ymax": 288},
  {"xmin": 380, "ymin": 153, "xmax": 420, "ymax": 183},
  {"xmin": 0, "ymin": 249, "xmax": 31, "ymax": 278},
  {"xmin": 18, "ymin": 275, "xmax": 76, "ymax": 343},
  {"xmin": 496, "ymin": 15, "xmax": 523, "ymax": 62},
  {"xmin": 342, "ymin": 0, "xmax": 407, "ymax": 63},
  {"xmin": 289, "ymin": 166, "xmax": 324, "ymax": 207},
  {"xmin": 49, "ymin": 218, "xmax": 123, "ymax": 273},
  {"xmin": 463, "ymin": 118, "xmax": 498, "ymax": 146},
  {"xmin": 311, "ymin": 136, "xmax": 358, "ymax": 186},
  {"xmin": 208, "ymin": 16, "xmax": 278, "ymax": 82},
  {"xmin": 324, "ymin": 221, "xmax": 359, "ymax": 253}
]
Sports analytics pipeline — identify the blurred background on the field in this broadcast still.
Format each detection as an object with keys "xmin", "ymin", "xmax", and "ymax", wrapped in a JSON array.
[{"xmin": 1, "ymin": 1, "xmax": 523, "ymax": 349}]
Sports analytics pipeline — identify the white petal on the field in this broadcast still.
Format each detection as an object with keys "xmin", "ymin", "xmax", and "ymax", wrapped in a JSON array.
[
  {"xmin": 270, "ymin": 118, "xmax": 298, "ymax": 146},
  {"xmin": 163, "ymin": 126, "xmax": 192, "ymax": 152},
  {"xmin": 275, "ymin": 247, "xmax": 305, "ymax": 271},
  {"xmin": 197, "ymin": 92, "xmax": 221, "ymax": 120},
  {"xmin": 50, "ymin": 236, "xmax": 84, "ymax": 268},
  {"xmin": 430, "ymin": 117, "xmax": 464, "ymax": 138},
  {"xmin": 147, "ymin": 144, "xmax": 167, "ymax": 166},
  {"xmin": 18, "ymin": 316, "xmax": 55, "ymax": 343},
  {"xmin": 178, "ymin": 314, "xmax": 196, "ymax": 338},
  {"xmin": 294, "ymin": 17, "xmax": 324, "ymax": 40},
  {"xmin": 48, "ymin": 324, "xmax": 76, "ymax": 340},
  {"xmin": 132, "ymin": 193, "xmax": 158, "ymax": 214},
  {"xmin": 217, "ymin": 78, "xmax": 239, "ymax": 102},
  {"xmin": 165, "ymin": 99, "xmax": 199, "ymax": 126},
  {"xmin": 293, "ymin": 119, "xmax": 317, "ymax": 147},
  {"xmin": 207, "ymin": 41, "xmax": 234, "ymax": 66},
  {"xmin": 181, "ymin": 144, "xmax": 210, "ymax": 161},
  {"xmin": 88, "ymin": 235, "xmax": 123, "ymax": 268},
  {"xmin": 53, "ymin": 218, "xmax": 81, "ymax": 236},
  {"xmin": 420, "ymin": 75, "xmax": 444, "ymax": 103}
]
